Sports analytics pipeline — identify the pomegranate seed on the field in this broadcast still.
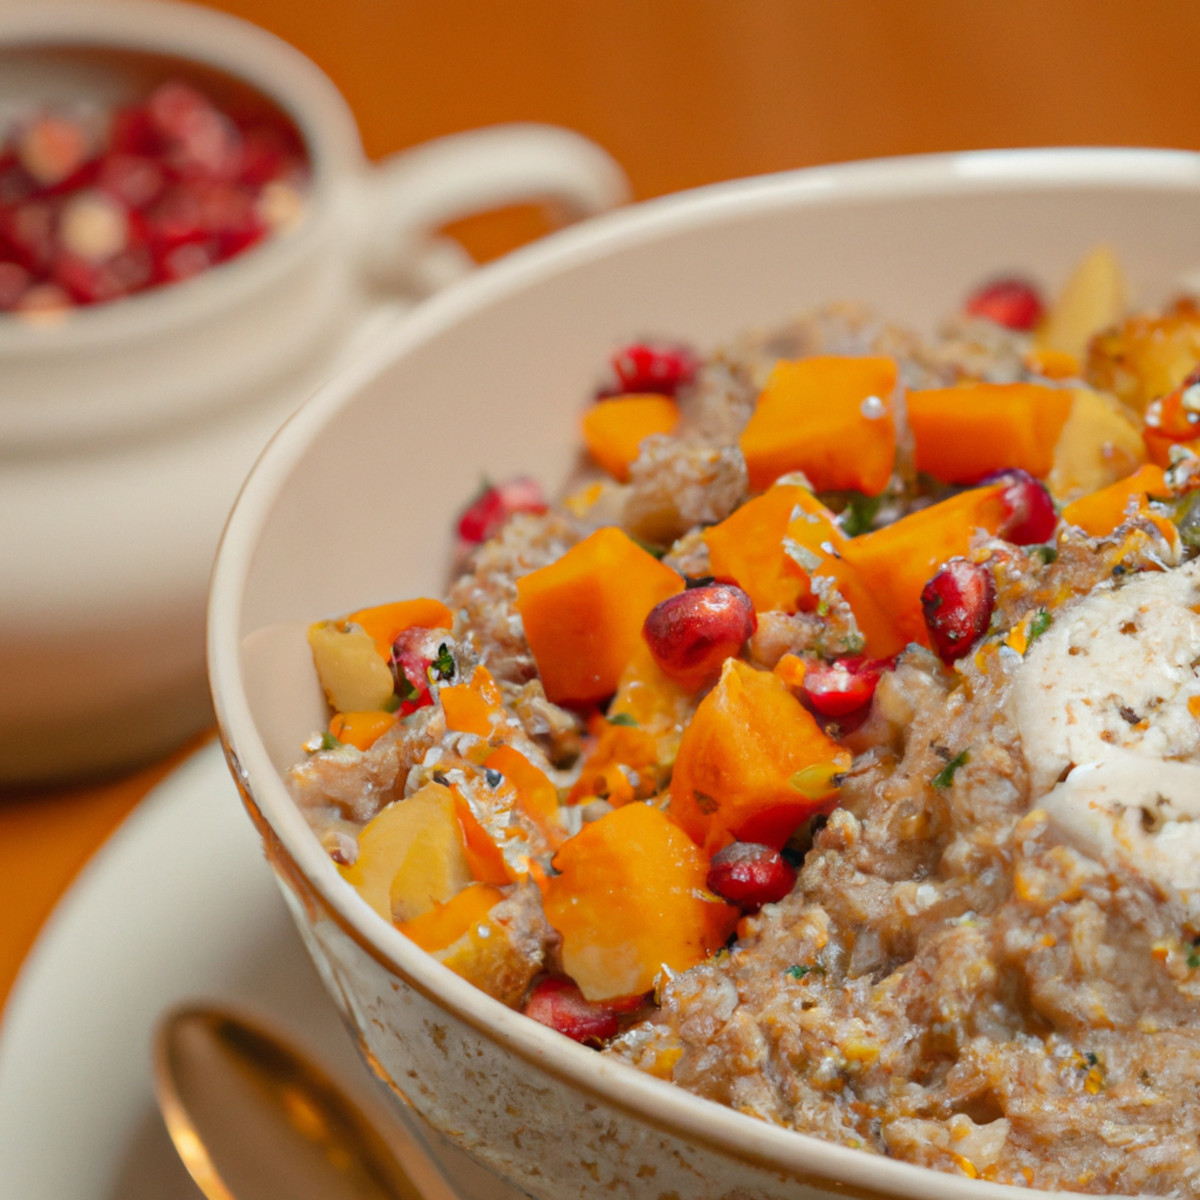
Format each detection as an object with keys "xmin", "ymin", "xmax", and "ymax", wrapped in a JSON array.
[
  {"xmin": 706, "ymin": 841, "xmax": 797, "ymax": 912},
  {"xmin": 97, "ymin": 154, "xmax": 166, "ymax": 210},
  {"xmin": 921, "ymin": 558, "xmax": 996, "ymax": 663},
  {"xmin": 981, "ymin": 468, "xmax": 1058, "ymax": 545},
  {"xmin": 237, "ymin": 126, "xmax": 293, "ymax": 186},
  {"xmin": 642, "ymin": 582, "xmax": 756, "ymax": 691},
  {"xmin": 801, "ymin": 655, "xmax": 890, "ymax": 717},
  {"xmin": 0, "ymin": 201, "xmax": 55, "ymax": 271},
  {"xmin": 388, "ymin": 629, "xmax": 437, "ymax": 716},
  {"xmin": 108, "ymin": 107, "xmax": 161, "ymax": 157},
  {"xmin": 604, "ymin": 341, "xmax": 698, "ymax": 397},
  {"xmin": 0, "ymin": 260, "xmax": 30, "ymax": 309},
  {"xmin": 964, "ymin": 276, "xmax": 1045, "ymax": 331},
  {"xmin": 522, "ymin": 976, "xmax": 621, "ymax": 1043},
  {"xmin": 159, "ymin": 241, "xmax": 216, "ymax": 283},
  {"xmin": 456, "ymin": 477, "xmax": 547, "ymax": 544}
]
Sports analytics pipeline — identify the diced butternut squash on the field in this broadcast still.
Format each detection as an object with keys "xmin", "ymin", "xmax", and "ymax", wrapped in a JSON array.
[
  {"xmin": 1061, "ymin": 464, "xmax": 1169, "ymax": 537},
  {"xmin": 308, "ymin": 621, "xmax": 395, "ymax": 713},
  {"xmin": 907, "ymin": 382, "xmax": 1073, "ymax": 483},
  {"xmin": 704, "ymin": 483, "xmax": 812, "ymax": 613},
  {"xmin": 782, "ymin": 490, "xmax": 906, "ymax": 658},
  {"xmin": 339, "ymin": 782, "xmax": 473, "ymax": 924},
  {"xmin": 328, "ymin": 710, "xmax": 397, "ymax": 750},
  {"xmin": 668, "ymin": 658, "xmax": 851, "ymax": 853},
  {"xmin": 483, "ymin": 744, "xmax": 561, "ymax": 832},
  {"xmin": 607, "ymin": 640, "xmax": 694, "ymax": 736},
  {"xmin": 451, "ymin": 788, "xmax": 513, "ymax": 885},
  {"xmin": 581, "ymin": 394, "xmax": 680, "ymax": 482},
  {"xmin": 1035, "ymin": 244, "xmax": 1128, "ymax": 362},
  {"xmin": 397, "ymin": 881, "xmax": 505, "ymax": 953},
  {"xmin": 397, "ymin": 882, "xmax": 538, "ymax": 1007},
  {"xmin": 739, "ymin": 355, "xmax": 897, "ymax": 495},
  {"xmin": 1047, "ymin": 387, "xmax": 1146, "ymax": 502},
  {"xmin": 515, "ymin": 526, "xmax": 684, "ymax": 706},
  {"xmin": 344, "ymin": 597, "xmax": 453, "ymax": 658},
  {"xmin": 567, "ymin": 715, "xmax": 662, "ymax": 806},
  {"xmin": 439, "ymin": 665, "xmax": 505, "ymax": 737},
  {"xmin": 837, "ymin": 485, "xmax": 1008, "ymax": 647},
  {"xmin": 542, "ymin": 802, "xmax": 738, "ymax": 1000}
]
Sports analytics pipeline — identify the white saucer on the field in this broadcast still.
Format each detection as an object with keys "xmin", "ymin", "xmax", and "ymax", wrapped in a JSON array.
[{"xmin": 0, "ymin": 741, "xmax": 525, "ymax": 1199}]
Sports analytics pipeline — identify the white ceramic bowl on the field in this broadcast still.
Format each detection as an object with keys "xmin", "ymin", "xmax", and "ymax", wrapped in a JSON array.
[
  {"xmin": 0, "ymin": 0, "xmax": 626, "ymax": 783},
  {"xmin": 210, "ymin": 147, "xmax": 1200, "ymax": 1199}
]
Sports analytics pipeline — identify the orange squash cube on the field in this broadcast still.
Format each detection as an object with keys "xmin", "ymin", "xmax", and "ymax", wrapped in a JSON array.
[
  {"xmin": 907, "ymin": 382, "xmax": 1073, "ymax": 483},
  {"xmin": 515, "ymin": 526, "xmax": 684, "ymax": 706},
  {"xmin": 704, "ymin": 483, "xmax": 811, "ymax": 613},
  {"xmin": 581, "ymin": 394, "xmax": 680, "ymax": 482},
  {"xmin": 738, "ymin": 355, "xmax": 897, "ymax": 495},
  {"xmin": 668, "ymin": 658, "xmax": 851, "ymax": 853},
  {"xmin": 542, "ymin": 801, "xmax": 738, "ymax": 1000},
  {"xmin": 1061, "ymin": 464, "xmax": 1169, "ymax": 537}
]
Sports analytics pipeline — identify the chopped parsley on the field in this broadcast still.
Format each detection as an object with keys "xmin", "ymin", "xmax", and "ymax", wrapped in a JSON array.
[
  {"xmin": 1188, "ymin": 951, "xmax": 1200, "ymax": 970},
  {"xmin": 607, "ymin": 712, "xmax": 639, "ymax": 727},
  {"xmin": 1028, "ymin": 609, "xmax": 1052, "ymax": 645},
  {"xmin": 430, "ymin": 642, "xmax": 456, "ymax": 682},
  {"xmin": 785, "ymin": 963, "xmax": 825, "ymax": 980},
  {"xmin": 395, "ymin": 673, "xmax": 420, "ymax": 702},
  {"xmin": 932, "ymin": 750, "xmax": 969, "ymax": 789},
  {"xmin": 319, "ymin": 731, "xmax": 342, "ymax": 751},
  {"xmin": 839, "ymin": 492, "xmax": 883, "ymax": 538}
]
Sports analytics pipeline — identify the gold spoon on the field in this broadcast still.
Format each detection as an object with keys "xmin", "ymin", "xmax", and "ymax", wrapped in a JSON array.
[{"xmin": 154, "ymin": 1003, "xmax": 461, "ymax": 1200}]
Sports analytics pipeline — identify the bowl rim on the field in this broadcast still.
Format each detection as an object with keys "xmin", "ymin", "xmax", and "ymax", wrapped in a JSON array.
[
  {"xmin": 0, "ymin": 0, "xmax": 361, "ymax": 353},
  {"xmin": 209, "ymin": 145, "xmax": 1198, "ymax": 1200}
]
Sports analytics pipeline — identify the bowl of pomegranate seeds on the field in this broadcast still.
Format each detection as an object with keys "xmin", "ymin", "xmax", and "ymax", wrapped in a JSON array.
[
  {"xmin": 0, "ymin": 1, "xmax": 627, "ymax": 782},
  {"xmin": 211, "ymin": 147, "xmax": 1200, "ymax": 1198}
]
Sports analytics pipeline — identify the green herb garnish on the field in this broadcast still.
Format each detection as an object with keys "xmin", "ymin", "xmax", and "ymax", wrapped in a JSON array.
[
  {"xmin": 839, "ymin": 492, "xmax": 882, "ymax": 538},
  {"xmin": 785, "ymin": 964, "xmax": 811, "ymax": 979},
  {"xmin": 607, "ymin": 712, "xmax": 639, "ymax": 727},
  {"xmin": 932, "ymin": 750, "xmax": 969, "ymax": 789},
  {"xmin": 319, "ymin": 731, "xmax": 342, "ymax": 751},
  {"xmin": 431, "ymin": 642, "xmax": 456, "ymax": 682},
  {"xmin": 1028, "ymin": 609, "xmax": 1052, "ymax": 645}
]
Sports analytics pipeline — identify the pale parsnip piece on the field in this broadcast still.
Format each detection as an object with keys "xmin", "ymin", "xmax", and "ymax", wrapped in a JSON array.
[
  {"xmin": 1047, "ymin": 387, "xmax": 1147, "ymax": 503},
  {"xmin": 1035, "ymin": 244, "xmax": 1128, "ymax": 362},
  {"xmin": 339, "ymin": 782, "xmax": 472, "ymax": 923},
  {"xmin": 308, "ymin": 620, "xmax": 394, "ymax": 713}
]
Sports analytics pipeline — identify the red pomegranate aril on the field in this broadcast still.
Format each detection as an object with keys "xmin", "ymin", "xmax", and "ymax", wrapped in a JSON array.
[
  {"xmin": 982, "ymin": 468, "xmax": 1058, "ymax": 545},
  {"xmin": 522, "ymin": 976, "xmax": 621, "ymax": 1043},
  {"xmin": 921, "ymin": 558, "xmax": 996, "ymax": 664},
  {"xmin": 606, "ymin": 341, "xmax": 698, "ymax": 397},
  {"xmin": 964, "ymin": 276, "xmax": 1045, "ymax": 331},
  {"xmin": 388, "ymin": 631, "xmax": 437, "ymax": 716},
  {"xmin": 457, "ymin": 477, "xmax": 547, "ymax": 544},
  {"xmin": 642, "ymin": 582, "xmax": 757, "ymax": 691},
  {"xmin": 0, "ymin": 260, "xmax": 30, "ymax": 309},
  {"xmin": 706, "ymin": 841, "xmax": 797, "ymax": 912},
  {"xmin": 159, "ymin": 240, "xmax": 216, "ymax": 283},
  {"xmin": 97, "ymin": 153, "xmax": 166, "ymax": 210},
  {"xmin": 801, "ymin": 655, "xmax": 889, "ymax": 717}
]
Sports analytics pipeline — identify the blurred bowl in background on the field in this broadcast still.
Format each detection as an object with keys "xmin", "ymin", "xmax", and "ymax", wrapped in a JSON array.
[
  {"xmin": 211, "ymin": 146, "xmax": 1200, "ymax": 1198},
  {"xmin": 0, "ymin": 0, "xmax": 627, "ymax": 784}
]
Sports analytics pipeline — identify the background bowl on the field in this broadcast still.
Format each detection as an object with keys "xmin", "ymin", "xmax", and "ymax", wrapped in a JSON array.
[
  {"xmin": 210, "ymin": 147, "xmax": 1200, "ymax": 1198},
  {"xmin": 0, "ymin": 0, "xmax": 626, "ymax": 785}
]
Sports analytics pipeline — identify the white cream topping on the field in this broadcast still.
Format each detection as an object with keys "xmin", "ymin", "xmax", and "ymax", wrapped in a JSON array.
[{"xmin": 1013, "ymin": 560, "xmax": 1200, "ymax": 904}]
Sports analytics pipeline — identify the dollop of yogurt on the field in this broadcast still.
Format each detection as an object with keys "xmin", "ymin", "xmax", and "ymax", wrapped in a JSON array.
[{"xmin": 1013, "ymin": 559, "xmax": 1200, "ymax": 907}]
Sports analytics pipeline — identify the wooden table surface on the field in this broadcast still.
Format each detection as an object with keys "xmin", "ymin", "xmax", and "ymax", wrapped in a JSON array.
[{"xmin": 5, "ymin": 0, "xmax": 1200, "ymax": 1014}]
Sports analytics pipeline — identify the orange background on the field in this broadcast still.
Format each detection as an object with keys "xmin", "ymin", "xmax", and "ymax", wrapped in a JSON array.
[{"xmin": 5, "ymin": 0, "xmax": 1200, "ymax": 1008}]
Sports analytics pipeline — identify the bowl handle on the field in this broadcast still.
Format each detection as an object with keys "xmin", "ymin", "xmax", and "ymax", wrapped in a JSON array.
[{"xmin": 360, "ymin": 122, "xmax": 630, "ymax": 294}]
